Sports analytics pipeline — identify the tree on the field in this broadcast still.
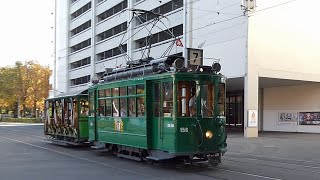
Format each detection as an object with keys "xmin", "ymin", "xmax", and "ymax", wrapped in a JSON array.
[{"xmin": 0, "ymin": 61, "xmax": 51, "ymax": 117}]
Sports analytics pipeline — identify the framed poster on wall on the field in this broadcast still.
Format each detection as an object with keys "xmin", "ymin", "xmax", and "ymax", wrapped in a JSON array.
[
  {"xmin": 299, "ymin": 112, "xmax": 320, "ymax": 125},
  {"xmin": 278, "ymin": 112, "xmax": 298, "ymax": 125},
  {"xmin": 248, "ymin": 110, "xmax": 258, "ymax": 127}
]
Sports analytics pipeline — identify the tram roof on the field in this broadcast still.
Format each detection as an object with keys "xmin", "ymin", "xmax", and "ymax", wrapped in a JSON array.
[{"xmin": 47, "ymin": 87, "xmax": 88, "ymax": 100}]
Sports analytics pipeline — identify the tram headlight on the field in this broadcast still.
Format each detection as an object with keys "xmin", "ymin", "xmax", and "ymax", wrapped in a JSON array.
[{"xmin": 205, "ymin": 131, "xmax": 213, "ymax": 139}]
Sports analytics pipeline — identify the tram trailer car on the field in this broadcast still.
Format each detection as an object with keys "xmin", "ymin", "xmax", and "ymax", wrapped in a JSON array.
[
  {"xmin": 44, "ymin": 91, "xmax": 90, "ymax": 146},
  {"xmin": 89, "ymin": 55, "xmax": 227, "ymax": 166}
]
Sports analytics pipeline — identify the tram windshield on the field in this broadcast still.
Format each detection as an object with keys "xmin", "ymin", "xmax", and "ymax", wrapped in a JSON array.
[
  {"xmin": 200, "ymin": 81, "xmax": 215, "ymax": 118},
  {"xmin": 218, "ymin": 83, "xmax": 225, "ymax": 116}
]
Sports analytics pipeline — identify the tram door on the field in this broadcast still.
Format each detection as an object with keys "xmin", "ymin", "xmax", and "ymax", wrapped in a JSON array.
[
  {"xmin": 88, "ymin": 89, "xmax": 97, "ymax": 141},
  {"xmin": 151, "ymin": 81, "xmax": 164, "ymax": 149},
  {"xmin": 149, "ymin": 80, "xmax": 174, "ymax": 150}
]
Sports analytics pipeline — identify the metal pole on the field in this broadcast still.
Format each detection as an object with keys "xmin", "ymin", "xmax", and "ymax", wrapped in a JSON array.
[
  {"xmin": 183, "ymin": 0, "xmax": 188, "ymax": 68},
  {"xmin": 53, "ymin": 0, "xmax": 57, "ymax": 97}
]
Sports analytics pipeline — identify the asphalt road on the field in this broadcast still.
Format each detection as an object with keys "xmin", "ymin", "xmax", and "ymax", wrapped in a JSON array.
[{"xmin": 0, "ymin": 123, "xmax": 320, "ymax": 180}]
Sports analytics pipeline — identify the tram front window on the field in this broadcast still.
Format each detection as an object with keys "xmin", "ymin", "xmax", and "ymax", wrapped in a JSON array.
[
  {"xmin": 177, "ymin": 81, "xmax": 197, "ymax": 117},
  {"xmin": 201, "ymin": 82, "xmax": 214, "ymax": 118},
  {"xmin": 80, "ymin": 99, "xmax": 89, "ymax": 116},
  {"xmin": 218, "ymin": 83, "xmax": 226, "ymax": 116}
]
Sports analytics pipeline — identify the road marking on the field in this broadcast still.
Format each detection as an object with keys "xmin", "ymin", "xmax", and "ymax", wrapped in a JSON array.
[
  {"xmin": 214, "ymin": 167, "xmax": 283, "ymax": 180},
  {"xmin": 0, "ymin": 136, "xmax": 166, "ymax": 180}
]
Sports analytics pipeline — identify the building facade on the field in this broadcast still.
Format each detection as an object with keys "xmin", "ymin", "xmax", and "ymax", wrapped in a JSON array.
[{"xmin": 51, "ymin": 0, "xmax": 320, "ymax": 137}]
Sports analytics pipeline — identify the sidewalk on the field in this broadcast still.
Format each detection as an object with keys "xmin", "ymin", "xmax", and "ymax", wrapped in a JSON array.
[
  {"xmin": 0, "ymin": 122, "xmax": 43, "ymax": 127},
  {"xmin": 227, "ymin": 131, "xmax": 320, "ymax": 164}
]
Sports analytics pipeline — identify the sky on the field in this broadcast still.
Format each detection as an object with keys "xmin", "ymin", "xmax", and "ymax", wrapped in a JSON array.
[{"xmin": 0, "ymin": 0, "xmax": 54, "ymax": 68}]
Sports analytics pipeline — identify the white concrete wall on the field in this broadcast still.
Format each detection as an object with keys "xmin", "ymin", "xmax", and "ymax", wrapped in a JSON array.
[
  {"xmin": 263, "ymin": 83, "xmax": 320, "ymax": 133},
  {"xmin": 190, "ymin": 0, "xmax": 247, "ymax": 78},
  {"xmin": 56, "ymin": 0, "xmax": 69, "ymax": 94},
  {"xmin": 250, "ymin": 0, "xmax": 320, "ymax": 82}
]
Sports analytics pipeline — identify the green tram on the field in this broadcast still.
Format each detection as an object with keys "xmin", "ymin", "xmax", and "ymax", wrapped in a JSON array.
[
  {"xmin": 88, "ymin": 55, "xmax": 227, "ymax": 166},
  {"xmin": 44, "ymin": 89, "xmax": 90, "ymax": 145}
]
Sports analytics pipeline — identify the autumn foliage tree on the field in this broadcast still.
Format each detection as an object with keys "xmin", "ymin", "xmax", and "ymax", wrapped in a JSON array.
[{"xmin": 0, "ymin": 61, "xmax": 51, "ymax": 117}]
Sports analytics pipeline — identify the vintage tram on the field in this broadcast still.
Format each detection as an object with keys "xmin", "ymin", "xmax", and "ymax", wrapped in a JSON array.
[
  {"xmin": 88, "ymin": 55, "xmax": 227, "ymax": 166},
  {"xmin": 44, "ymin": 89, "xmax": 90, "ymax": 145}
]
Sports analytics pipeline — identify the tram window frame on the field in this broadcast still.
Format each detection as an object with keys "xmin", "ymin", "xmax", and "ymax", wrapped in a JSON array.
[
  {"xmin": 113, "ymin": 98, "xmax": 120, "ymax": 117},
  {"xmin": 177, "ymin": 81, "xmax": 197, "ymax": 117},
  {"xmin": 137, "ymin": 96, "xmax": 145, "ymax": 117},
  {"xmin": 200, "ymin": 82, "xmax": 214, "ymax": 118},
  {"xmin": 80, "ymin": 99, "xmax": 89, "ymax": 117},
  {"xmin": 105, "ymin": 99, "xmax": 112, "ymax": 116},
  {"xmin": 99, "ymin": 89, "xmax": 105, "ymax": 98},
  {"xmin": 128, "ymin": 86, "xmax": 136, "ymax": 95},
  {"xmin": 120, "ymin": 98, "xmax": 127, "ymax": 117},
  {"xmin": 99, "ymin": 99, "xmax": 106, "ymax": 117},
  {"xmin": 136, "ymin": 84, "xmax": 145, "ymax": 94},
  {"xmin": 128, "ymin": 97, "xmax": 136, "ymax": 117},
  {"xmin": 162, "ymin": 81, "xmax": 173, "ymax": 117},
  {"xmin": 218, "ymin": 83, "xmax": 226, "ymax": 116},
  {"xmin": 112, "ymin": 87, "xmax": 119, "ymax": 97},
  {"xmin": 105, "ymin": 89, "xmax": 111, "ymax": 97},
  {"xmin": 120, "ymin": 87, "xmax": 126, "ymax": 96}
]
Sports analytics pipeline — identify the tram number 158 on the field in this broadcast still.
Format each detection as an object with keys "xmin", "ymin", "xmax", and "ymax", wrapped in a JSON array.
[{"xmin": 180, "ymin": 127, "xmax": 189, "ymax": 133}]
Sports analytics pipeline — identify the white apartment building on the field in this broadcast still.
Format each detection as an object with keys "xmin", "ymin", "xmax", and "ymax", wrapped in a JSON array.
[{"xmin": 52, "ymin": 0, "xmax": 320, "ymax": 137}]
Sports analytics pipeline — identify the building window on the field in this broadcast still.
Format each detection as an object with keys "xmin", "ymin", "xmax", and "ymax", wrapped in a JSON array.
[
  {"xmin": 70, "ymin": 57, "xmax": 91, "ymax": 70},
  {"xmin": 70, "ymin": 39, "xmax": 91, "ymax": 53},
  {"xmin": 70, "ymin": 0, "xmax": 79, "ymax": 4},
  {"xmin": 97, "ymin": 44, "xmax": 127, "ymax": 61},
  {"xmin": 97, "ymin": 0, "xmax": 127, "ymax": 22},
  {"xmin": 70, "ymin": 20, "xmax": 91, "ymax": 37},
  {"xmin": 70, "ymin": 75, "xmax": 91, "ymax": 86},
  {"xmin": 135, "ymin": 0, "xmax": 183, "ymax": 26},
  {"xmin": 134, "ymin": 24, "xmax": 183, "ymax": 49},
  {"xmin": 97, "ymin": 22, "xmax": 127, "ymax": 42},
  {"xmin": 71, "ymin": 2, "xmax": 91, "ymax": 20}
]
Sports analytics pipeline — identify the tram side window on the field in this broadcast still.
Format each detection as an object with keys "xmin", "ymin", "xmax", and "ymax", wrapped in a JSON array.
[
  {"xmin": 113, "ymin": 98, "xmax": 120, "ymax": 117},
  {"xmin": 120, "ymin": 98, "xmax": 127, "ymax": 117},
  {"xmin": 137, "ymin": 84, "xmax": 145, "ymax": 94},
  {"xmin": 218, "ymin": 83, "xmax": 226, "ymax": 116},
  {"xmin": 105, "ymin": 99, "xmax": 112, "ymax": 116},
  {"xmin": 120, "ymin": 87, "xmax": 126, "ymax": 96},
  {"xmin": 128, "ymin": 86, "xmax": 136, "ymax": 95},
  {"xmin": 49, "ymin": 102, "xmax": 53, "ymax": 118},
  {"xmin": 113, "ymin": 88, "xmax": 119, "ymax": 96},
  {"xmin": 80, "ymin": 99, "xmax": 89, "ymax": 116},
  {"xmin": 163, "ymin": 82, "xmax": 173, "ymax": 117},
  {"xmin": 137, "ymin": 97, "xmax": 145, "ymax": 116},
  {"xmin": 201, "ymin": 82, "xmax": 214, "ymax": 118},
  {"xmin": 105, "ymin": 89, "xmax": 111, "ymax": 97},
  {"xmin": 99, "ymin": 89, "xmax": 105, "ymax": 98},
  {"xmin": 128, "ymin": 98, "xmax": 136, "ymax": 117},
  {"xmin": 99, "ymin": 99, "xmax": 106, "ymax": 116},
  {"xmin": 177, "ymin": 81, "xmax": 196, "ymax": 117}
]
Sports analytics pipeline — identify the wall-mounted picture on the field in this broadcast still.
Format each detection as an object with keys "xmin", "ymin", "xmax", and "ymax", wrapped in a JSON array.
[
  {"xmin": 299, "ymin": 112, "xmax": 320, "ymax": 125},
  {"xmin": 278, "ymin": 112, "xmax": 298, "ymax": 125}
]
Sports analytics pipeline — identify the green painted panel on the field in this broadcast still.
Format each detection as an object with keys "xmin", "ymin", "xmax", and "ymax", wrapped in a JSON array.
[
  {"xmin": 96, "ymin": 117, "xmax": 147, "ymax": 148},
  {"xmin": 88, "ymin": 117, "xmax": 95, "ymax": 141},
  {"xmin": 79, "ymin": 117, "xmax": 89, "ymax": 138}
]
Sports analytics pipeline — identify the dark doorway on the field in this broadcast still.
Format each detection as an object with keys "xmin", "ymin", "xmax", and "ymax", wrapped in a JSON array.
[{"xmin": 226, "ymin": 92, "xmax": 244, "ymax": 130}]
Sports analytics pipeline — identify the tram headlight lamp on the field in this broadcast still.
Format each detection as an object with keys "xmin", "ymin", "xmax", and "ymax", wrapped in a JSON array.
[{"xmin": 205, "ymin": 131, "xmax": 213, "ymax": 139}]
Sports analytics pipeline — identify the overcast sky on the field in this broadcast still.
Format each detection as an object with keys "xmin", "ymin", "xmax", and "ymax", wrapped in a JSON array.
[{"xmin": 0, "ymin": 0, "xmax": 54, "ymax": 68}]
